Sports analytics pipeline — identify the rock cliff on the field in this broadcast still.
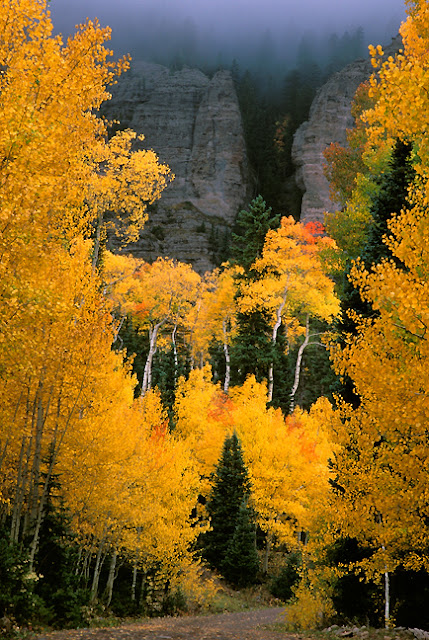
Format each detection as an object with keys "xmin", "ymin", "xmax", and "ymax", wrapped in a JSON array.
[
  {"xmin": 103, "ymin": 61, "xmax": 253, "ymax": 273},
  {"xmin": 292, "ymin": 36, "xmax": 401, "ymax": 223}
]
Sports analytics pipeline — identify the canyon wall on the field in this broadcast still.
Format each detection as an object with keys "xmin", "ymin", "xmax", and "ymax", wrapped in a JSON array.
[
  {"xmin": 292, "ymin": 36, "xmax": 401, "ymax": 223},
  {"xmin": 103, "ymin": 62, "xmax": 253, "ymax": 273}
]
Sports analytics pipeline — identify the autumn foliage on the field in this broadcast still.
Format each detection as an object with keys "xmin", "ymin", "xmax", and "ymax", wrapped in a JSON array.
[{"xmin": 7, "ymin": 0, "xmax": 429, "ymax": 631}]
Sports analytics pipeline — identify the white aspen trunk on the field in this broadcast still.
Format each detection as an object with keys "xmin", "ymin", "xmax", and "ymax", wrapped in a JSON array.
[
  {"xmin": 290, "ymin": 314, "xmax": 310, "ymax": 413},
  {"xmin": 112, "ymin": 315, "xmax": 126, "ymax": 347},
  {"xmin": 91, "ymin": 209, "xmax": 104, "ymax": 272},
  {"xmin": 28, "ymin": 429, "xmax": 60, "ymax": 571},
  {"xmin": 263, "ymin": 532, "xmax": 272, "ymax": 574},
  {"xmin": 172, "ymin": 322, "xmax": 178, "ymax": 386},
  {"xmin": 222, "ymin": 320, "xmax": 231, "ymax": 393},
  {"xmin": 0, "ymin": 391, "xmax": 23, "ymax": 475},
  {"xmin": 75, "ymin": 545, "xmax": 83, "ymax": 576},
  {"xmin": 28, "ymin": 393, "xmax": 47, "ymax": 531},
  {"xmin": 139, "ymin": 571, "xmax": 147, "ymax": 608},
  {"xmin": 381, "ymin": 542, "xmax": 390, "ymax": 628},
  {"xmin": 131, "ymin": 561, "xmax": 138, "ymax": 602},
  {"xmin": 80, "ymin": 542, "xmax": 95, "ymax": 581},
  {"xmin": 141, "ymin": 319, "xmax": 165, "ymax": 397},
  {"xmin": 28, "ymin": 378, "xmax": 86, "ymax": 571},
  {"xmin": 268, "ymin": 286, "xmax": 288, "ymax": 402},
  {"xmin": 105, "ymin": 550, "xmax": 118, "ymax": 607},
  {"xmin": 10, "ymin": 436, "xmax": 31, "ymax": 543},
  {"xmin": 131, "ymin": 528, "xmax": 141, "ymax": 601},
  {"xmin": 91, "ymin": 542, "xmax": 107, "ymax": 603},
  {"xmin": 384, "ymin": 569, "xmax": 390, "ymax": 628}
]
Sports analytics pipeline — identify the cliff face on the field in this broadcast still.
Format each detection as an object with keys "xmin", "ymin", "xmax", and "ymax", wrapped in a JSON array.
[
  {"xmin": 103, "ymin": 62, "xmax": 253, "ymax": 273},
  {"xmin": 292, "ymin": 37, "xmax": 401, "ymax": 224}
]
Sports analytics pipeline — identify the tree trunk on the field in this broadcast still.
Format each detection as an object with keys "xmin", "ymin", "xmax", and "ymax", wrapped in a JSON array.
[
  {"xmin": 139, "ymin": 571, "xmax": 147, "ymax": 608},
  {"xmin": 131, "ymin": 561, "xmax": 138, "ymax": 602},
  {"xmin": 112, "ymin": 315, "xmax": 126, "ymax": 348},
  {"xmin": 172, "ymin": 322, "xmax": 178, "ymax": 386},
  {"xmin": 10, "ymin": 435, "xmax": 31, "ymax": 543},
  {"xmin": 91, "ymin": 540, "xmax": 107, "ymax": 604},
  {"xmin": 290, "ymin": 314, "xmax": 310, "ymax": 413},
  {"xmin": 0, "ymin": 391, "xmax": 23, "ymax": 475},
  {"xmin": 104, "ymin": 550, "xmax": 118, "ymax": 607},
  {"xmin": 384, "ymin": 569, "xmax": 390, "ymax": 628},
  {"xmin": 222, "ymin": 321, "xmax": 231, "ymax": 393},
  {"xmin": 141, "ymin": 319, "xmax": 166, "ymax": 397},
  {"xmin": 91, "ymin": 209, "xmax": 104, "ymax": 272},
  {"xmin": 263, "ymin": 532, "xmax": 272, "ymax": 574},
  {"xmin": 268, "ymin": 285, "xmax": 288, "ymax": 402}
]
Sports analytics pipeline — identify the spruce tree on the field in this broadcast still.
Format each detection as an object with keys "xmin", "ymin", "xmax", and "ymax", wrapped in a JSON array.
[
  {"xmin": 230, "ymin": 196, "xmax": 282, "ymax": 388},
  {"xmin": 334, "ymin": 139, "xmax": 415, "ymax": 407},
  {"xmin": 230, "ymin": 195, "xmax": 279, "ymax": 272},
  {"xmin": 222, "ymin": 500, "xmax": 259, "ymax": 588},
  {"xmin": 203, "ymin": 433, "xmax": 257, "ymax": 584}
]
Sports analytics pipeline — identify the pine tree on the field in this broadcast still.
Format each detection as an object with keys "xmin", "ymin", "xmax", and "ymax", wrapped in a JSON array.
[
  {"xmin": 202, "ymin": 433, "xmax": 253, "ymax": 577},
  {"xmin": 230, "ymin": 196, "xmax": 279, "ymax": 273},
  {"xmin": 230, "ymin": 196, "xmax": 280, "ymax": 387},
  {"xmin": 223, "ymin": 499, "xmax": 259, "ymax": 588},
  {"xmin": 333, "ymin": 139, "xmax": 415, "ymax": 407}
]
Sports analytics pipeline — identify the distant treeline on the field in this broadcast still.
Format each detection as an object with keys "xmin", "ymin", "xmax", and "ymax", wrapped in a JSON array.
[{"xmin": 130, "ymin": 17, "xmax": 367, "ymax": 79}]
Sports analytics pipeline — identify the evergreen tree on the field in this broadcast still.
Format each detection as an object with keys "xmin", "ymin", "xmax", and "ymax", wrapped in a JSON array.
[
  {"xmin": 363, "ymin": 139, "xmax": 414, "ymax": 267},
  {"xmin": 35, "ymin": 463, "xmax": 88, "ymax": 626},
  {"xmin": 222, "ymin": 500, "xmax": 259, "ymax": 588},
  {"xmin": 230, "ymin": 195, "xmax": 279, "ymax": 272},
  {"xmin": 334, "ymin": 139, "xmax": 415, "ymax": 407},
  {"xmin": 230, "ymin": 196, "xmax": 282, "ymax": 387},
  {"xmin": 202, "ymin": 433, "xmax": 253, "ymax": 577}
]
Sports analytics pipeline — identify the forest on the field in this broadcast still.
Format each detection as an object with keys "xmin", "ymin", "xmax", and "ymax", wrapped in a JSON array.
[{"xmin": 1, "ymin": 0, "xmax": 429, "ymax": 634}]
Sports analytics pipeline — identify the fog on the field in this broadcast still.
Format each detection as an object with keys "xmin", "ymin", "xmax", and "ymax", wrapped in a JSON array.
[{"xmin": 50, "ymin": 0, "xmax": 406, "ymax": 71}]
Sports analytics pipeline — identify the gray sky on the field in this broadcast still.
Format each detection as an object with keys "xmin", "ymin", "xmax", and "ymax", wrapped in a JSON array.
[{"xmin": 50, "ymin": 0, "xmax": 406, "ymax": 66}]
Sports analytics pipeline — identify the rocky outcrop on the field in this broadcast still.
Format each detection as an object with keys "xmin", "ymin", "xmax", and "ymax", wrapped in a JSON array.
[
  {"xmin": 103, "ymin": 62, "xmax": 253, "ymax": 273},
  {"xmin": 292, "ymin": 36, "xmax": 401, "ymax": 224}
]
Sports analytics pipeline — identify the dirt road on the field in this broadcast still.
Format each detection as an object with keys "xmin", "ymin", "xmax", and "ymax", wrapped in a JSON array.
[{"xmin": 34, "ymin": 607, "xmax": 292, "ymax": 640}]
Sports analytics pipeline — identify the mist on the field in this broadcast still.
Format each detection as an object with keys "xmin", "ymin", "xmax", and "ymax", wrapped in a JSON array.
[{"xmin": 50, "ymin": 0, "xmax": 406, "ymax": 72}]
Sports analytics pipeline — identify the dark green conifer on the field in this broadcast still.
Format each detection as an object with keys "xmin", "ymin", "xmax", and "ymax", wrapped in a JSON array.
[
  {"xmin": 230, "ymin": 196, "xmax": 282, "ymax": 389},
  {"xmin": 230, "ymin": 195, "xmax": 279, "ymax": 273},
  {"xmin": 203, "ymin": 433, "xmax": 253, "ymax": 577},
  {"xmin": 222, "ymin": 499, "xmax": 259, "ymax": 588}
]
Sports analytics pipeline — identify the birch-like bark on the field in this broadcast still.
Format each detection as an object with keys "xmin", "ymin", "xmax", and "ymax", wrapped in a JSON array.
[
  {"xmin": 28, "ymin": 368, "xmax": 90, "ymax": 571},
  {"xmin": 263, "ymin": 531, "xmax": 272, "ymax": 574},
  {"xmin": 384, "ymin": 569, "xmax": 390, "ymax": 628},
  {"xmin": 105, "ymin": 550, "xmax": 118, "ymax": 607},
  {"xmin": 222, "ymin": 320, "xmax": 231, "ymax": 393},
  {"xmin": 141, "ymin": 318, "xmax": 166, "ymax": 397},
  {"xmin": 112, "ymin": 315, "xmax": 126, "ymax": 347},
  {"xmin": 172, "ymin": 322, "xmax": 178, "ymax": 386},
  {"xmin": 131, "ymin": 562, "xmax": 138, "ymax": 602},
  {"xmin": 131, "ymin": 528, "xmax": 142, "ymax": 601},
  {"xmin": 381, "ymin": 542, "xmax": 390, "ymax": 628},
  {"xmin": 91, "ymin": 209, "xmax": 104, "ymax": 273},
  {"xmin": 90, "ymin": 539, "xmax": 107, "ymax": 603},
  {"xmin": 139, "ymin": 571, "xmax": 147, "ymax": 608},
  {"xmin": 290, "ymin": 314, "xmax": 310, "ymax": 413},
  {"xmin": 80, "ymin": 541, "xmax": 95, "ymax": 581},
  {"xmin": 0, "ymin": 391, "xmax": 23, "ymax": 475},
  {"xmin": 268, "ymin": 284, "xmax": 288, "ymax": 403},
  {"xmin": 10, "ymin": 436, "xmax": 31, "ymax": 543}
]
